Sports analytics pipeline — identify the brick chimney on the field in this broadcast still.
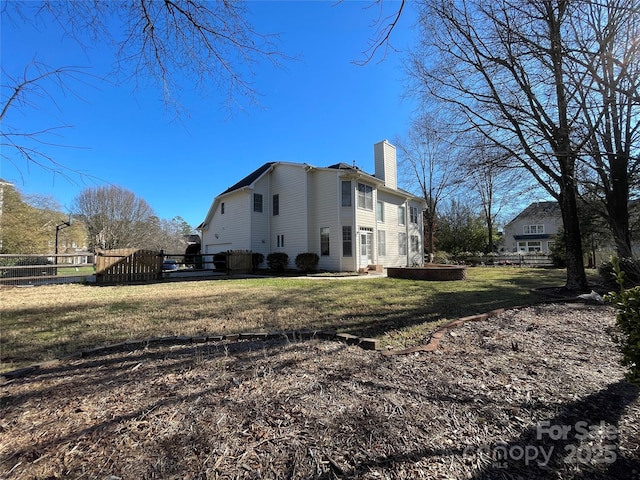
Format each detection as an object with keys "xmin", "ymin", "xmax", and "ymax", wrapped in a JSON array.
[{"xmin": 374, "ymin": 140, "xmax": 397, "ymax": 190}]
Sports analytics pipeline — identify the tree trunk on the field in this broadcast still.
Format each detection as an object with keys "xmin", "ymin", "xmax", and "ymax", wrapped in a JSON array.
[
  {"xmin": 559, "ymin": 179, "xmax": 589, "ymax": 291},
  {"xmin": 607, "ymin": 159, "xmax": 633, "ymax": 258}
]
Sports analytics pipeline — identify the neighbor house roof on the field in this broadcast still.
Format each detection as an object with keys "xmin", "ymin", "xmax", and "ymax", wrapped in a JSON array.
[{"xmin": 507, "ymin": 201, "xmax": 560, "ymax": 225}]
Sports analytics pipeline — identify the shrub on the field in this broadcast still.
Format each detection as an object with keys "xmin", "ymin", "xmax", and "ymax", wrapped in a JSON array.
[
  {"xmin": 295, "ymin": 252, "xmax": 319, "ymax": 272},
  {"xmin": 433, "ymin": 251, "xmax": 450, "ymax": 264},
  {"xmin": 252, "ymin": 252, "xmax": 264, "ymax": 270},
  {"xmin": 212, "ymin": 252, "xmax": 227, "ymax": 271},
  {"xmin": 266, "ymin": 252, "xmax": 289, "ymax": 272},
  {"xmin": 605, "ymin": 256, "xmax": 640, "ymax": 385},
  {"xmin": 599, "ymin": 257, "xmax": 640, "ymax": 288}
]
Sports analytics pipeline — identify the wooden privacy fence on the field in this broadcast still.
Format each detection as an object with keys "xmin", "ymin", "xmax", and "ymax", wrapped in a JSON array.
[
  {"xmin": 227, "ymin": 250, "xmax": 253, "ymax": 274},
  {"xmin": 96, "ymin": 249, "xmax": 162, "ymax": 284}
]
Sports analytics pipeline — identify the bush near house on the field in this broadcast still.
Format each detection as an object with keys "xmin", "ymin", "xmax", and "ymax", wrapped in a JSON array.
[
  {"xmin": 605, "ymin": 257, "xmax": 640, "ymax": 385},
  {"xmin": 252, "ymin": 253, "xmax": 265, "ymax": 271},
  {"xmin": 266, "ymin": 252, "xmax": 289, "ymax": 273},
  {"xmin": 599, "ymin": 257, "xmax": 640, "ymax": 288},
  {"xmin": 295, "ymin": 253, "xmax": 319, "ymax": 272},
  {"xmin": 212, "ymin": 252, "xmax": 227, "ymax": 271}
]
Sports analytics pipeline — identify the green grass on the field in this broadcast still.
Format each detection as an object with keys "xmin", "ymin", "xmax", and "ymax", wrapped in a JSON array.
[
  {"xmin": 56, "ymin": 265, "xmax": 95, "ymax": 276},
  {"xmin": 0, "ymin": 267, "xmax": 585, "ymax": 372}
]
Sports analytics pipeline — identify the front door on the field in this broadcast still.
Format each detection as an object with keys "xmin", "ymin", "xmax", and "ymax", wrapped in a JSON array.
[{"xmin": 360, "ymin": 231, "xmax": 373, "ymax": 268}]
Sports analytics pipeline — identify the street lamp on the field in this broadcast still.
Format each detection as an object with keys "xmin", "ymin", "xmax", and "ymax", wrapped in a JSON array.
[{"xmin": 55, "ymin": 217, "xmax": 73, "ymax": 267}]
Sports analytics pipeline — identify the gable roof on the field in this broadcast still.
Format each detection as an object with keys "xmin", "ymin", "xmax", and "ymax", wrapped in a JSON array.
[
  {"xmin": 221, "ymin": 162, "xmax": 276, "ymax": 195},
  {"xmin": 507, "ymin": 201, "xmax": 560, "ymax": 225},
  {"xmin": 327, "ymin": 162, "xmax": 359, "ymax": 171}
]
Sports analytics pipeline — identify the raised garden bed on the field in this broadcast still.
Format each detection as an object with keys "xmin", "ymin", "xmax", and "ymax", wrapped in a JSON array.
[{"xmin": 387, "ymin": 264, "xmax": 467, "ymax": 281}]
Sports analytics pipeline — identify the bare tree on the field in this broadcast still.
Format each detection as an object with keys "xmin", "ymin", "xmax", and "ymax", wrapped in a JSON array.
[
  {"xmin": 6, "ymin": 1, "xmax": 285, "ymax": 111},
  {"xmin": 72, "ymin": 185, "xmax": 156, "ymax": 251},
  {"xmin": 0, "ymin": 62, "xmax": 98, "ymax": 182},
  {"xmin": 408, "ymin": 0, "xmax": 596, "ymax": 290},
  {"xmin": 466, "ymin": 147, "xmax": 518, "ymax": 253},
  {"xmin": 396, "ymin": 113, "xmax": 461, "ymax": 258},
  {"xmin": 1, "ymin": 1, "xmax": 287, "ymax": 178},
  {"xmin": 352, "ymin": 0, "xmax": 407, "ymax": 65},
  {"xmin": 567, "ymin": 0, "xmax": 640, "ymax": 258}
]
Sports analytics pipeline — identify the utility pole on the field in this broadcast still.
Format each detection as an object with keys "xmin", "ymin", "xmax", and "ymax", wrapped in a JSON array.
[{"xmin": 55, "ymin": 217, "xmax": 73, "ymax": 268}]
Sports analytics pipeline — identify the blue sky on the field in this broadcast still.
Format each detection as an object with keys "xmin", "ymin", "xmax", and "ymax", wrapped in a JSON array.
[{"xmin": 1, "ymin": 1, "xmax": 419, "ymax": 229}]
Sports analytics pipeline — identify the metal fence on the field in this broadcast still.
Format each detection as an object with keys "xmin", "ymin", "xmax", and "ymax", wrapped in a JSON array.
[
  {"xmin": 0, "ymin": 250, "xmax": 255, "ymax": 286},
  {"xmin": 0, "ymin": 253, "xmax": 96, "ymax": 286}
]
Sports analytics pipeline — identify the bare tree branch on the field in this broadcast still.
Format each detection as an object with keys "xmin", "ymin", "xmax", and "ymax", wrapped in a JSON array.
[{"xmin": 350, "ymin": 0, "xmax": 406, "ymax": 66}]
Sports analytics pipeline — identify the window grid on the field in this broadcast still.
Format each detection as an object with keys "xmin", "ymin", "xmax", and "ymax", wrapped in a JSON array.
[
  {"xmin": 377, "ymin": 230, "xmax": 386, "ymax": 256},
  {"xmin": 357, "ymin": 183, "xmax": 373, "ymax": 210},
  {"xmin": 410, "ymin": 235, "xmax": 420, "ymax": 253},
  {"xmin": 398, "ymin": 232, "xmax": 407, "ymax": 255},
  {"xmin": 523, "ymin": 224, "xmax": 544, "ymax": 234},
  {"xmin": 253, "ymin": 193, "xmax": 263, "ymax": 213},
  {"xmin": 341, "ymin": 181, "xmax": 352, "ymax": 207},
  {"xmin": 342, "ymin": 226, "xmax": 352, "ymax": 257},
  {"xmin": 410, "ymin": 206, "xmax": 419, "ymax": 224}
]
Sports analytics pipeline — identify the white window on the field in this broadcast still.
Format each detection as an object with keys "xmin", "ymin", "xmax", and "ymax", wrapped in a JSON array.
[
  {"xmin": 376, "ymin": 201, "xmax": 384, "ymax": 222},
  {"xmin": 410, "ymin": 206, "xmax": 419, "ymax": 224},
  {"xmin": 272, "ymin": 194, "xmax": 279, "ymax": 216},
  {"xmin": 410, "ymin": 235, "xmax": 420, "ymax": 253},
  {"xmin": 342, "ymin": 226, "xmax": 352, "ymax": 257},
  {"xmin": 398, "ymin": 232, "xmax": 407, "ymax": 255},
  {"xmin": 221, "ymin": 202, "xmax": 225, "ymax": 214},
  {"xmin": 518, "ymin": 240, "xmax": 541, "ymax": 252},
  {"xmin": 357, "ymin": 183, "xmax": 373, "ymax": 210},
  {"xmin": 341, "ymin": 181, "xmax": 352, "ymax": 207},
  {"xmin": 398, "ymin": 206, "xmax": 405, "ymax": 225},
  {"xmin": 523, "ymin": 224, "xmax": 544, "ymax": 234},
  {"xmin": 253, "ymin": 193, "xmax": 263, "ymax": 213},
  {"xmin": 377, "ymin": 230, "xmax": 386, "ymax": 256},
  {"xmin": 321, "ymin": 227, "xmax": 330, "ymax": 256},
  {"xmin": 277, "ymin": 234, "xmax": 284, "ymax": 248}
]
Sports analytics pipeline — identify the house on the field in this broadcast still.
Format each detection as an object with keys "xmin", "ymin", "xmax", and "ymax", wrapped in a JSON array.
[
  {"xmin": 198, "ymin": 140, "xmax": 426, "ymax": 272},
  {"xmin": 502, "ymin": 201, "xmax": 562, "ymax": 253}
]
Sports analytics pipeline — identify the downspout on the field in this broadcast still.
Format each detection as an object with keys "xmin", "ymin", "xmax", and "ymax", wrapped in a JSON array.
[
  {"xmin": 405, "ymin": 200, "xmax": 410, "ymax": 266},
  {"xmin": 267, "ymin": 170, "xmax": 271, "ymax": 256},
  {"xmin": 353, "ymin": 179, "xmax": 360, "ymax": 272}
]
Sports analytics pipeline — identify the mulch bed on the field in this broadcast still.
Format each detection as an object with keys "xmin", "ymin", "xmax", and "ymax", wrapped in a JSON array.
[{"xmin": 1, "ymin": 303, "xmax": 639, "ymax": 479}]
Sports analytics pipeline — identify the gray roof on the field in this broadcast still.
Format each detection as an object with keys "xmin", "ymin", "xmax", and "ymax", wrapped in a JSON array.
[
  {"xmin": 220, "ymin": 162, "xmax": 276, "ymax": 195},
  {"xmin": 507, "ymin": 201, "xmax": 560, "ymax": 224}
]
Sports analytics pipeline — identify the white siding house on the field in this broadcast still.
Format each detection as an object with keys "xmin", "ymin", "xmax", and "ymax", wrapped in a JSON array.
[
  {"xmin": 199, "ymin": 140, "xmax": 426, "ymax": 272},
  {"xmin": 502, "ymin": 201, "xmax": 562, "ymax": 253}
]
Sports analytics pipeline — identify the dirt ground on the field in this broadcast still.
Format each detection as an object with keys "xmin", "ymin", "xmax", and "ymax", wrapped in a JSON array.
[{"xmin": 1, "ymin": 303, "xmax": 639, "ymax": 479}]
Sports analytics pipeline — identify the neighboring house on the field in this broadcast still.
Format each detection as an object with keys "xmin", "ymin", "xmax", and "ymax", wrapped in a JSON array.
[
  {"xmin": 199, "ymin": 140, "xmax": 426, "ymax": 272},
  {"xmin": 502, "ymin": 201, "xmax": 562, "ymax": 253}
]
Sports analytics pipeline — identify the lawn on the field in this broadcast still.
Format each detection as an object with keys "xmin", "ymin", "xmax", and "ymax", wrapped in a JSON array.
[{"xmin": 0, "ymin": 267, "xmax": 583, "ymax": 373}]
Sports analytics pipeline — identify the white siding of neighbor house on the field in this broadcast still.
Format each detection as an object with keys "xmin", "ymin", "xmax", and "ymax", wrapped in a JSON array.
[
  {"xmin": 202, "ymin": 190, "xmax": 251, "ymax": 254},
  {"xmin": 308, "ymin": 169, "xmax": 342, "ymax": 271},
  {"xmin": 503, "ymin": 211, "xmax": 562, "ymax": 253},
  {"xmin": 265, "ymin": 163, "xmax": 310, "ymax": 263}
]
